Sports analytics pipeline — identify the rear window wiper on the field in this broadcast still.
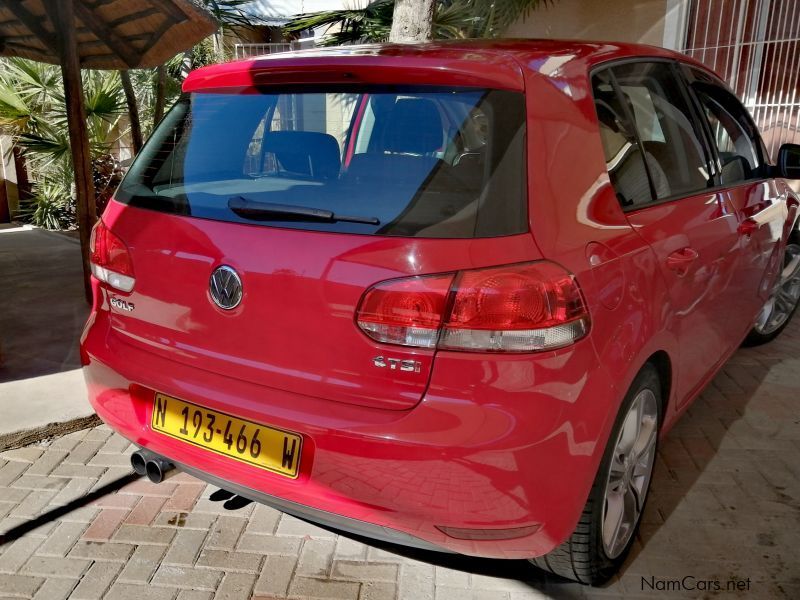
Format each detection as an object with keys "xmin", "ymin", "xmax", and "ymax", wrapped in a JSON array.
[{"xmin": 228, "ymin": 196, "xmax": 380, "ymax": 225}]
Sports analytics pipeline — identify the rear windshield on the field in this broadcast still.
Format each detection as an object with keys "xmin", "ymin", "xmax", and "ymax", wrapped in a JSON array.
[{"xmin": 115, "ymin": 86, "xmax": 527, "ymax": 238}]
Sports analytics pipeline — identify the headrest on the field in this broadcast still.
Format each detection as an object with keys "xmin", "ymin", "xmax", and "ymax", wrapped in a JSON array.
[
  {"xmin": 383, "ymin": 99, "xmax": 443, "ymax": 155},
  {"xmin": 261, "ymin": 131, "xmax": 341, "ymax": 179}
]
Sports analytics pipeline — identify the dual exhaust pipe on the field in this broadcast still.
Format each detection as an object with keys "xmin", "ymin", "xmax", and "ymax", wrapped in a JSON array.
[{"xmin": 131, "ymin": 448, "xmax": 177, "ymax": 484}]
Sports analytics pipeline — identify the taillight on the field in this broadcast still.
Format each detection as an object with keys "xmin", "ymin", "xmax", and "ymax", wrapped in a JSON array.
[
  {"xmin": 356, "ymin": 274, "xmax": 455, "ymax": 348},
  {"xmin": 356, "ymin": 262, "xmax": 589, "ymax": 353},
  {"xmin": 89, "ymin": 220, "xmax": 135, "ymax": 292}
]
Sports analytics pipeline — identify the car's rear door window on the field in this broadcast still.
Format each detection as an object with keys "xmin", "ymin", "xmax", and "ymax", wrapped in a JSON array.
[
  {"xmin": 116, "ymin": 86, "xmax": 527, "ymax": 238},
  {"xmin": 593, "ymin": 61, "xmax": 717, "ymax": 208},
  {"xmin": 613, "ymin": 62, "xmax": 716, "ymax": 201}
]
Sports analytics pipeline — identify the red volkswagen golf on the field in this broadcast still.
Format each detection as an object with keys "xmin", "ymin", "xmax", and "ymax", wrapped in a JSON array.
[{"xmin": 82, "ymin": 40, "xmax": 800, "ymax": 584}]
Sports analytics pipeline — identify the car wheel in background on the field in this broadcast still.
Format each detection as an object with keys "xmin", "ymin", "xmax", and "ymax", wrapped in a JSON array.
[{"xmin": 745, "ymin": 239, "xmax": 800, "ymax": 346}]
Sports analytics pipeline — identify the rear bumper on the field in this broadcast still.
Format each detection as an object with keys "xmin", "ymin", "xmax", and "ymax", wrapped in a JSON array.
[
  {"xmin": 82, "ymin": 308, "xmax": 621, "ymax": 559},
  {"xmin": 173, "ymin": 458, "xmax": 449, "ymax": 552}
]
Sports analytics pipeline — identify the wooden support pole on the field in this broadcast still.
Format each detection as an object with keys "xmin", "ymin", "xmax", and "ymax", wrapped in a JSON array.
[
  {"xmin": 120, "ymin": 71, "xmax": 143, "ymax": 155},
  {"xmin": 52, "ymin": 0, "xmax": 97, "ymax": 304}
]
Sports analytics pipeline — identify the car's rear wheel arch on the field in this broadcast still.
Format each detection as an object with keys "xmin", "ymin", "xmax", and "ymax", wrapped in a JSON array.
[{"xmin": 646, "ymin": 350, "xmax": 672, "ymax": 425}]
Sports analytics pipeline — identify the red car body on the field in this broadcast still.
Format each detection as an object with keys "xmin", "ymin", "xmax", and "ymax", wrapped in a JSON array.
[{"xmin": 81, "ymin": 40, "xmax": 799, "ymax": 560}]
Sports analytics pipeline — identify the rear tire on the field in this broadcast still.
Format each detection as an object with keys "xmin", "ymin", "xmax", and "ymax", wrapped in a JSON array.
[
  {"xmin": 744, "ymin": 239, "xmax": 800, "ymax": 346},
  {"xmin": 529, "ymin": 364, "xmax": 662, "ymax": 585}
]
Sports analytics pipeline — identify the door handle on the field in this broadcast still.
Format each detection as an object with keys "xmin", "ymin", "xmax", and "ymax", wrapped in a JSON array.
[{"xmin": 666, "ymin": 247, "xmax": 699, "ymax": 276}]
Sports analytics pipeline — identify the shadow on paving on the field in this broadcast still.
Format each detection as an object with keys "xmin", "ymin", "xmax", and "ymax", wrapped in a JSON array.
[
  {"xmin": 0, "ymin": 472, "xmax": 140, "ymax": 546},
  {"xmin": 0, "ymin": 227, "xmax": 88, "ymax": 383}
]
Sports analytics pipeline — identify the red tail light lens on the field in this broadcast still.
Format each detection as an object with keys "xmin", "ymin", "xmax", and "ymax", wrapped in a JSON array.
[
  {"xmin": 441, "ymin": 262, "xmax": 589, "ymax": 352},
  {"xmin": 356, "ymin": 262, "xmax": 589, "ymax": 353},
  {"xmin": 356, "ymin": 274, "xmax": 454, "ymax": 348},
  {"xmin": 89, "ymin": 220, "xmax": 135, "ymax": 292}
]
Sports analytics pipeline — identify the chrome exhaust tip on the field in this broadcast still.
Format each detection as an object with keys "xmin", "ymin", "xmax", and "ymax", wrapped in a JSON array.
[
  {"xmin": 131, "ymin": 448, "xmax": 157, "ymax": 476},
  {"xmin": 145, "ymin": 456, "xmax": 176, "ymax": 484}
]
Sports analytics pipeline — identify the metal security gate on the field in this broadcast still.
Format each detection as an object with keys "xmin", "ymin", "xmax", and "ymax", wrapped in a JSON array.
[{"xmin": 682, "ymin": 0, "xmax": 800, "ymax": 158}]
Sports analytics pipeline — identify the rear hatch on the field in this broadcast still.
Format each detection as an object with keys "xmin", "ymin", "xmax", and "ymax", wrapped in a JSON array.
[{"xmin": 100, "ymin": 76, "xmax": 531, "ymax": 411}]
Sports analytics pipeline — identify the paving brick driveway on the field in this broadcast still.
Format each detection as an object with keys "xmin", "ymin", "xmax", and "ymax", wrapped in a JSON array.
[{"xmin": 1, "ymin": 321, "xmax": 798, "ymax": 600}]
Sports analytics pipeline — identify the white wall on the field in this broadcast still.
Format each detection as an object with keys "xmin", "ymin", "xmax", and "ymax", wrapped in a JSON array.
[{"xmin": 505, "ymin": 0, "xmax": 672, "ymax": 47}]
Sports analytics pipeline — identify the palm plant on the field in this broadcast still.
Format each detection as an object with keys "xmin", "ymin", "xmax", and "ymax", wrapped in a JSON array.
[
  {"xmin": 16, "ymin": 170, "xmax": 75, "ymax": 230},
  {"xmin": 285, "ymin": 0, "xmax": 553, "ymax": 44},
  {"xmin": 0, "ymin": 1, "xmax": 263, "ymax": 230},
  {"xmin": 0, "ymin": 58, "xmax": 127, "ymax": 229}
]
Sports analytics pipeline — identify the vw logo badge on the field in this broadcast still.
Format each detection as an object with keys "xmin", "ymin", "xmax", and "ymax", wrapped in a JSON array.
[{"xmin": 209, "ymin": 265, "xmax": 242, "ymax": 310}]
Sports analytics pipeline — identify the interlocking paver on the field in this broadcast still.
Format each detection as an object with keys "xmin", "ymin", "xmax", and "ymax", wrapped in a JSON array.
[
  {"xmin": 287, "ymin": 576, "xmax": 361, "ymax": 600},
  {"xmin": 177, "ymin": 591, "xmax": 214, "ymax": 600},
  {"xmin": 20, "ymin": 555, "xmax": 91, "ymax": 579},
  {"xmin": 32, "ymin": 577, "xmax": 78, "ymax": 600},
  {"xmin": 253, "ymin": 555, "xmax": 298, "ymax": 597},
  {"xmin": 112, "ymin": 523, "xmax": 177, "ymax": 546},
  {"xmin": 105, "ymin": 582, "xmax": 175, "ymax": 600},
  {"xmin": 215, "ymin": 571, "xmax": 258, "ymax": 600},
  {"xmin": 3, "ymin": 573, "xmax": 44, "ymax": 596},
  {"xmin": 69, "ymin": 561, "xmax": 123, "ymax": 600},
  {"xmin": 237, "ymin": 532, "xmax": 302, "ymax": 555},
  {"xmin": 0, "ymin": 319, "xmax": 797, "ymax": 598},
  {"xmin": 205, "ymin": 515, "xmax": 247, "ymax": 551},
  {"xmin": 68, "ymin": 540, "xmax": 135, "ymax": 562},
  {"xmin": 152, "ymin": 510, "xmax": 215, "ymax": 530},
  {"xmin": 0, "ymin": 535, "xmax": 43, "ymax": 573},
  {"xmin": 399, "ymin": 563, "xmax": 435, "ymax": 600},
  {"xmin": 81, "ymin": 508, "xmax": 128, "ymax": 542},
  {"xmin": 195, "ymin": 548, "xmax": 263, "ymax": 572},
  {"xmin": 36, "ymin": 521, "xmax": 88, "ymax": 556},
  {"xmin": 1, "ymin": 447, "xmax": 44, "ymax": 464},
  {"xmin": 163, "ymin": 483, "xmax": 204, "ymax": 512},
  {"xmin": 116, "ymin": 543, "xmax": 166, "ymax": 583},
  {"xmin": 296, "ymin": 538, "xmax": 336, "ymax": 577},
  {"xmin": 360, "ymin": 581, "xmax": 398, "ymax": 600},
  {"xmin": 331, "ymin": 560, "xmax": 398, "ymax": 583},
  {"xmin": 162, "ymin": 529, "xmax": 208, "ymax": 566},
  {"xmin": 150, "ymin": 564, "xmax": 223, "ymax": 590},
  {"xmin": 124, "ymin": 495, "xmax": 166, "ymax": 526}
]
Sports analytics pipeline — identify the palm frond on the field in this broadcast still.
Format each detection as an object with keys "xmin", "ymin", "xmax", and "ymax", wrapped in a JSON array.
[
  {"xmin": 197, "ymin": 0, "xmax": 263, "ymax": 29},
  {"xmin": 284, "ymin": 0, "xmax": 555, "ymax": 43},
  {"xmin": 0, "ymin": 57, "xmax": 62, "ymax": 109},
  {"xmin": 0, "ymin": 81, "xmax": 34, "ymax": 132},
  {"xmin": 82, "ymin": 71, "xmax": 126, "ymax": 123},
  {"xmin": 285, "ymin": 0, "xmax": 394, "ymax": 45},
  {"xmin": 16, "ymin": 130, "xmax": 71, "ymax": 167}
]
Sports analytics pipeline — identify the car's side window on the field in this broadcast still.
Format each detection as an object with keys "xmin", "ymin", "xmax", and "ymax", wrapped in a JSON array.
[
  {"xmin": 608, "ymin": 61, "xmax": 715, "ymax": 203},
  {"xmin": 591, "ymin": 69, "xmax": 655, "ymax": 208},
  {"xmin": 691, "ymin": 80, "xmax": 764, "ymax": 185}
]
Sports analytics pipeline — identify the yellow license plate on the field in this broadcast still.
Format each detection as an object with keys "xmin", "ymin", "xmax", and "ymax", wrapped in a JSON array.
[{"xmin": 151, "ymin": 393, "xmax": 302, "ymax": 478}]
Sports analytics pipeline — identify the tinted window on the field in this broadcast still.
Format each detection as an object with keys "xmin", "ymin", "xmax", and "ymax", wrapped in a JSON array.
[
  {"xmin": 592, "ymin": 69, "xmax": 655, "ymax": 207},
  {"xmin": 609, "ymin": 62, "xmax": 715, "ymax": 202},
  {"xmin": 116, "ymin": 87, "xmax": 527, "ymax": 239},
  {"xmin": 692, "ymin": 81, "xmax": 764, "ymax": 185}
]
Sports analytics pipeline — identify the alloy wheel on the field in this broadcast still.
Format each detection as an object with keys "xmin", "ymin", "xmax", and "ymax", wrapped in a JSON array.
[
  {"xmin": 601, "ymin": 388, "xmax": 658, "ymax": 559},
  {"xmin": 754, "ymin": 243, "xmax": 800, "ymax": 336}
]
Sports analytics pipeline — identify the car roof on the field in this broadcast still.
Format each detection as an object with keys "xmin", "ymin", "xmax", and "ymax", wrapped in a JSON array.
[{"xmin": 182, "ymin": 39, "xmax": 715, "ymax": 93}]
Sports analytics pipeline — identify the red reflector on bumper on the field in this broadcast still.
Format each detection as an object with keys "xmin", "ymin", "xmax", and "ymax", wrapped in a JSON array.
[{"xmin": 435, "ymin": 523, "xmax": 541, "ymax": 541}]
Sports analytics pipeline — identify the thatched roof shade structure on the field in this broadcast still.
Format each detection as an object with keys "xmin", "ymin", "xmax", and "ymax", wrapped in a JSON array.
[
  {"xmin": 0, "ymin": 0, "xmax": 216, "ymax": 68},
  {"xmin": 0, "ymin": 0, "xmax": 217, "ymax": 301}
]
